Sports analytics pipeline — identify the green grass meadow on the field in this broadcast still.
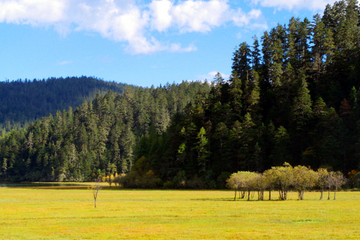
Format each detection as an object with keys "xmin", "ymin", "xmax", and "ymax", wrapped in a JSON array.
[{"xmin": 1, "ymin": 184, "xmax": 359, "ymax": 239}]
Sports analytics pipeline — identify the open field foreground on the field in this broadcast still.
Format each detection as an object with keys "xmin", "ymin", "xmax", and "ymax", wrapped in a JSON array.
[{"xmin": 0, "ymin": 185, "xmax": 359, "ymax": 239}]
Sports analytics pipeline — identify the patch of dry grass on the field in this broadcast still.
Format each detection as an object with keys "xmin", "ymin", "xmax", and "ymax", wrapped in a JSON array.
[{"xmin": 0, "ymin": 185, "xmax": 359, "ymax": 239}]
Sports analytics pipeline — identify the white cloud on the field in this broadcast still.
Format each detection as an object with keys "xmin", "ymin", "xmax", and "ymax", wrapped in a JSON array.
[
  {"xmin": 58, "ymin": 60, "xmax": 73, "ymax": 65},
  {"xmin": 197, "ymin": 71, "xmax": 230, "ymax": 81},
  {"xmin": 0, "ymin": 0, "xmax": 66, "ymax": 25},
  {"xmin": 168, "ymin": 43, "xmax": 197, "ymax": 53},
  {"xmin": 232, "ymin": 9, "xmax": 261, "ymax": 26},
  {"xmin": 0, "ymin": 0, "xmax": 266, "ymax": 54},
  {"xmin": 149, "ymin": 0, "xmax": 230, "ymax": 33},
  {"xmin": 251, "ymin": 0, "xmax": 337, "ymax": 11},
  {"xmin": 149, "ymin": 0, "xmax": 172, "ymax": 32},
  {"xmin": 171, "ymin": 0, "xmax": 230, "ymax": 33}
]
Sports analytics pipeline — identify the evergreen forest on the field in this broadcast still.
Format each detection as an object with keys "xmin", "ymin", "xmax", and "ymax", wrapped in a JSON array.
[
  {"xmin": 0, "ymin": 76, "xmax": 127, "ymax": 133},
  {"xmin": 1, "ymin": 0, "xmax": 360, "ymax": 188},
  {"xmin": 0, "ymin": 81, "xmax": 210, "ymax": 181}
]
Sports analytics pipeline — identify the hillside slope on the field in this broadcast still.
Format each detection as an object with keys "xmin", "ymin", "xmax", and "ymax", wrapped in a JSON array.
[
  {"xmin": 0, "ymin": 76, "xmax": 127, "ymax": 132},
  {"xmin": 0, "ymin": 81, "xmax": 211, "ymax": 181}
]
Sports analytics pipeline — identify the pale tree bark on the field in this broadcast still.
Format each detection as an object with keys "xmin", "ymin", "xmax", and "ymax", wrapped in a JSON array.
[
  {"xmin": 319, "ymin": 188, "xmax": 324, "ymax": 200},
  {"xmin": 90, "ymin": 181, "xmax": 102, "ymax": 208}
]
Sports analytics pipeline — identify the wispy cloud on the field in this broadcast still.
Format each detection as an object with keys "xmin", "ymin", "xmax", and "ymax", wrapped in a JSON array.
[
  {"xmin": 251, "ymin": 0, "xmax": 337, "ymax": 11},
  {"xmin": 58, "ymin": 60, "xmax": 73, "ymax": 65},
  {"xmin": 0, "ymin": 0, "xmax": 267, "ymax": 54}
]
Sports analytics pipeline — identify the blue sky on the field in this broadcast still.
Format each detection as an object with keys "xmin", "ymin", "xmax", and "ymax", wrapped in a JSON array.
[{"xmin": 0, "ymin": 0, "xmax": 337, "ymax": 87}]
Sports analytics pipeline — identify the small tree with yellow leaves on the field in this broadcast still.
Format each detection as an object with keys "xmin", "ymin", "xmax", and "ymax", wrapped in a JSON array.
[{"xmin": 106, "ymin": 174, "xmax": 115, "ymax": 188}]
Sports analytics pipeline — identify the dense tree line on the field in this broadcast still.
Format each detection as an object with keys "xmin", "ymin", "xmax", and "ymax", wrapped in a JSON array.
[
  {"xmin": 124, "ymin": 0, "xmax": 360, "ymax": 189},
  {"xmin": 0, "ymin": 81, "xmax": 210, "ymax": 181},
  {"xmin": 0, "ymin": 76, "xmax": 127, "ymax": 133}
]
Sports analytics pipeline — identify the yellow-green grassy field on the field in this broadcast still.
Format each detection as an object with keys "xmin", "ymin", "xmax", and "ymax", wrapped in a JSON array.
[{"xmin": 0, "ymin": 184, "xmax": 359, "ymax": 239}]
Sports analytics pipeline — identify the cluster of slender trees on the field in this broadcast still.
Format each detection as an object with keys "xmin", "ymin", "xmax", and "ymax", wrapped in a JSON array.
[{"xmin": 227, "ymin": 163, "xmax": 346, "ymax": 201}]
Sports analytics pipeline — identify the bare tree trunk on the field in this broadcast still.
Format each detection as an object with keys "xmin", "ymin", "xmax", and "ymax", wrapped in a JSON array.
[
  {"xmin": 279, "ymin": 190, "xmax": 287, "ymax": 200},
  {"xmin": 328, "ymin": 189, "xmax": 331, "ymax": 200},
  {"xmin": 90, "ymin": 181, "xmax": 101, "ymax": 208},
  {"xmin": 334, "ymin": 187, "xmax": 337, "ymax": 200},
  {"xmin": 241, "ymin": 191, "xmax": 246, "ymax": 199},
  {"xmin": 320, "ymin": 189, "xmax": 323, "ymax": 200},
  {"xmin": 258, "ymin": 191, "xmax": 264, "ymax": 201},
  {"xmin": 269, "ymin": 190, "xmax": 272, "ymax": 200},
  {"xmin": 234, "ymin": 188, "xmax": 237, "ymax": 201}
]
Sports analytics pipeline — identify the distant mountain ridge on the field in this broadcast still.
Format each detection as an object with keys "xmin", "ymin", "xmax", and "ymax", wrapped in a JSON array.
[{"xmin": 0, "ymin": 76, "xmax": 127, "ymax": 132}]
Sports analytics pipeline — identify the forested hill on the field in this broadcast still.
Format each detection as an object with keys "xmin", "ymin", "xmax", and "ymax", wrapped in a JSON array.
[
  {"xmin": 1, "ymin": 0, "xmax": 360, "ymax": 188},
  {"xmin": 0, "ymin": 76, "xmax": 127, "ymax": 132},
  {"xmin": 0, "ymin": 81, "xmax": 211, "ymax": 181},
  {"xmin": 124, "ymin": 0, "xmax": 360, "ymax": 188}
]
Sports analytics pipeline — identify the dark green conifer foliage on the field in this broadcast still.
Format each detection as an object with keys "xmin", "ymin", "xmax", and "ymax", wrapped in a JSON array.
[
  {"xmin": 232, "ymin": 42, "xmax": 251, "ymax": 81},
  {"xmin": 271, "ymin": 126, "xmax": 291, "ymax": 166},
  {"xmin": 0, "ymin": 80, "xmax": 210, "ymax": 181}
]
